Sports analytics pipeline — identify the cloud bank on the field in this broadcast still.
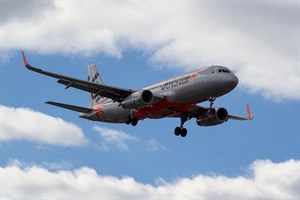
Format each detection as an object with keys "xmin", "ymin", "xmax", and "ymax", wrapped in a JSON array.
[
  {"xmin": 1, "ymin": 159, "xmax": 299, "ymax": 200},
  {"xmin": 0, "ymin": 105, "xmax": 88, "ymax": 147},
  {"xmin": 1, "ymin": 1, "xmax": 298, "ymax": 100}
]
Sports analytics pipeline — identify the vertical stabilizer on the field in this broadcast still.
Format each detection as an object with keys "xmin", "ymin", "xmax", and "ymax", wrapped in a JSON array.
[{"xmin": 88, "ymin": 64, "xmax": 104, "ymax": 107}]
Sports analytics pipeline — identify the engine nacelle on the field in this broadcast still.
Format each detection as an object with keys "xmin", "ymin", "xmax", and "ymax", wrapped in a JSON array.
[
  {"xmin": 121, "ymin": 90, "xmax": 153, "ymax": 109},
  {"xmin": 196, "ymin": 107, "xmax": 228, "ymax": 126}
]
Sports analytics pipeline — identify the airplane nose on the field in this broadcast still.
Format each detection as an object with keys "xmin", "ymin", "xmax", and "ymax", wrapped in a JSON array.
[
  {"xmin": 232, "ymin": 74, "xmax": 238, "ymax": 87},
  {"xmin": 226, "ymin": 74, "xmax": 238, "ymax": 90},
  {"xmin": 232, "ymin": 75, "xmax": 238, "ymax": 88}
]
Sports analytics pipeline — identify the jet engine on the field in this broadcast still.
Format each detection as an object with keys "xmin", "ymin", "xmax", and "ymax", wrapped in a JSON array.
[
  {"xmin": 121, "ymin": 90, "xmax": 153, "ymax": 109},
  {"xmin": 196, "ymin": 107, "xmax": 228, "ymax": 126}
]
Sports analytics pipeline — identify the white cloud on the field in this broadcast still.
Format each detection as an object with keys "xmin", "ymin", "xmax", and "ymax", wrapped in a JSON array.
[
  {"xmin": 93, "ymin": 126, "xmax": 167, "ymax": 152},
  {"xmin": 146, "ymin": 139, "xmax": 169, "ymax": 152},
  {"xmin": 0, "ymin": 105, "xmax": 88, "ymax": 146},
  {"xmin": 1, "ymin": 1, "xmax": 298, "ymax": 100},
  {"xmin": 42, "ymin": 160, "xmax": 73, "ymax": 171},
  {"xmin": 1, "ymin": 0, "xmax": 56, "ymax": 25},
  {"xmin": 93, "ymin": 126, "xmax": 138, "ymax": 151},
  {"xmin": 1, "ymin": 159, "xmax": 299, "ymax": 199}
]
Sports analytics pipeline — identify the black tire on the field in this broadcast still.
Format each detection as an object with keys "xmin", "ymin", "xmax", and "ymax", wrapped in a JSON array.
[
  {"xmin": 131, "ymin": 117, "xmax": 138, "ymax": 126},
  {"xmin": 174, "ymin": 127, "xmax": 182, "ymax": 136},
  {"xmin": 181, "ymin": 128, "xmax": 187, "ymax": 137},
  {"xmin": 125, "ymin": 116, "xmax": 132, "ymax": 125}
]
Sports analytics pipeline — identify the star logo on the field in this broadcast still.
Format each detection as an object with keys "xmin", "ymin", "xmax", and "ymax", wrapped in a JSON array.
[{"xmin": 189, "ymin": 70, "xmax": 200, "ymax": 81}]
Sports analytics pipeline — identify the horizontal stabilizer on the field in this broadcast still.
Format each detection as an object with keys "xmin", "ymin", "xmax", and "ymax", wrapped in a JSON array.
[{"xmin": 46, "ymin": 101, "xmax": 93, "ymax": 113}]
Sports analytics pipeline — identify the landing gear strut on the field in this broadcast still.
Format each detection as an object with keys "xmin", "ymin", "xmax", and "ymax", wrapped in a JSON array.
[
  {"xmin": 208, "ymin": 96, "xmax": 216, "ymax": 108},
  {"xmin": 125, "ymin": 115, "xmax": 138, "ymax": 126},
  {"xmin": 208, "ymin": 96, "xmax": 216, "ymax": 114},
  {"xmin": 174, "ymin": 114, "xmax": 188, "ymax": 137}
]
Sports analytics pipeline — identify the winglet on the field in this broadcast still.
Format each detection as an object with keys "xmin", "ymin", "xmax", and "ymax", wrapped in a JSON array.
[
  {"xmin": 21, "ymin": 51, "xmax": 30, "ymax": 67},
  {"xmin": 246, "ymin": 104, "xmax": 254, "ymax": 120}
]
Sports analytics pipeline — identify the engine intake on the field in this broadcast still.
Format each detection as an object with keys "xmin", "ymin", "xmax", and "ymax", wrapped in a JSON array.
[
  {"xmin": 121, "ymin": 90, "xmax": 153, "ymax": 109},
  {"xmin": 196, "ymin": 107, "xmax": 228, "ymax": 126}
]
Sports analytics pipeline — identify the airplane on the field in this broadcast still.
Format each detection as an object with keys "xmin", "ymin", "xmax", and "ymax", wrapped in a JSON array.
[{"xmin": 21, "ymin": 51, "xmax": 253, "ymax": 137}]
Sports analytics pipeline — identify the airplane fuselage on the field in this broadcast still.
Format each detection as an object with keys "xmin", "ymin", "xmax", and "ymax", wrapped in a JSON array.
[{"xmin": 81, "ymin": 66, "xmax": 238, "ymax": 123}]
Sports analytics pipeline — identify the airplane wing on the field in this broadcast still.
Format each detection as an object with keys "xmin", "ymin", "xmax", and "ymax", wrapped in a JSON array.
[
  {"xmin": 228, "ymin": 104, "xmax": 254, "ymax": 120},
  {"xmin": 188, "ymin": 104, "xmax": 253, "ymax": 120},
  {"xmin": 22, "ymin": 51, "xmax": 134, "ymax": 102}
]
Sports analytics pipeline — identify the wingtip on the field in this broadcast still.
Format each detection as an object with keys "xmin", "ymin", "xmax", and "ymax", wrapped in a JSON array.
[
  {"xmin": 246, "ymin": 104, "xmax": 254, "ymax": 120},
  {"xmin": 21, "ymin": 50, "xmax": 30, "ymax": 67}
]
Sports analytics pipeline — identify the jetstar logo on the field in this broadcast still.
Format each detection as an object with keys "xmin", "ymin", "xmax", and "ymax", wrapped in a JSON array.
[
  {"xmin": 160, "ymin": 70, "xmax": 200, "ymax": 91},
  {"xmin": 161, "ymin": 76, "xmax": 189, "ymax": 90}
]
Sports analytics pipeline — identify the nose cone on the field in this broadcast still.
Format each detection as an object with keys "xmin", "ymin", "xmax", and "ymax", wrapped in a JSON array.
[
  {"xmin": 224, "ymin": 74, "xmax": 238, "ymax": 92},
  {"xmin": 231, "ymin": 74, "xmax": 239, "ymax": 88}
]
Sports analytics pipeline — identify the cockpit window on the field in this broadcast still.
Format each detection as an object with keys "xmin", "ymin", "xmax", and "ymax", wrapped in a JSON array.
[
  {"xmin": 212, "ymin": 68, "xmax": 231, "ymax": 74},
  {"xmin": 213, "ymin": 69, "xmax": 231, "ymax": 73}
]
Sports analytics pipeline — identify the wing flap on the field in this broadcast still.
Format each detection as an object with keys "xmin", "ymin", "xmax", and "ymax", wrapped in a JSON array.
[
  {"xmin": 57, "ymin": 79, "xmax": 98, "ymax": 93},
  {"xmin": 46, "ymin": 101, "xmax": 93, "ymax": 113}
]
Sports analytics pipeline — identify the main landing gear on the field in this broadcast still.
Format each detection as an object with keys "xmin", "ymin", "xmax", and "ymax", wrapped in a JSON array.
[
  {"xmin": 173, "ymin": 97, "xmax": 217, "ymax": 138},
  {"xmin": 174, "ymin": 114, "xmax": 188, "ymax": 137},
  {"xmin": 125, "ymin": 115, "xmax": 138, "ymax": 126},
  {"xmin": 174, "ymin": 126, "xmax": 187, "ymax": 137}
]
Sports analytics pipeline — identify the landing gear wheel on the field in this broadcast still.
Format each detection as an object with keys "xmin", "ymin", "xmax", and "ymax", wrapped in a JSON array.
[
  {"xmin": 174, "ymin": 127, "xmax": 188, "ymax": 137},
  {"xmin": 181, "ymin": 128, "xmax": 187, "ymax": 137},
  {"xmin": 174, "ymin": 114, "xmax": 189, "ymax": 137},
  {"xmin": 131, "ymin": 117, "xmax": 138, "ymax": 126},
  {"xmin": 174, "ymin": 127, "xmax": 182, "ymax": 136},
  {"xmin": 125, "ymin": 116, "xmax": 132, "ymax": 125}
]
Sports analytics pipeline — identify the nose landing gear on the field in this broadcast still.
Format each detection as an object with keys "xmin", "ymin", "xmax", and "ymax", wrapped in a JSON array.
[
  {"xmin": 208, "ymin": 96, "xmax": 216, "ymax": 114},
  {"xmin": 208, "ymin": 96, "xmax": 216, "ymax": 108}
]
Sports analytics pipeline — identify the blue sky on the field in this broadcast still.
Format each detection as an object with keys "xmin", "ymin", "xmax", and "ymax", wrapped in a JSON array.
[{"xmin": 1, "ymin": 1, "xmax": 299, "ymax": 199}]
